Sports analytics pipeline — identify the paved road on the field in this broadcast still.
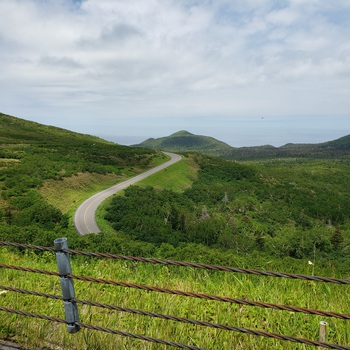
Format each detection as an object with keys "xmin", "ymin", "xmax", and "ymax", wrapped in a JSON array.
[{"xmin": 73, "ymin": 152, "xmax": 182, "ymax": 235}]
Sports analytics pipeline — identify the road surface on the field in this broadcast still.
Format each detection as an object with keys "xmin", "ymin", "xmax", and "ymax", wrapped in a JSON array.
[{"xmin": 73, "ymin": 152, "xmax": 182, "ymax": 235}]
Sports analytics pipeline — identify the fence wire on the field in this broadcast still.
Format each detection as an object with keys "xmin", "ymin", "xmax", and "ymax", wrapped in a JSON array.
[
  {"xmin": 0, "ymin": 307, "xmax": 207, "ymax": 350},
  {"xmin": 1, "ymin": 282, "xmax": 349, "ymax": 320},
  {"xmin": 1, "ymin": 291, "xmax": 349, "ymax": 350},
  {"xmin": 1, "ymin": 263, "xmax": 349, "ymax": 320},
  {"xmin": 1, "ymin": 241, "xmax": 349, "ymax": 284},
  {"xmin": 1, "ymin": 240, "xmax": 350, "ymax": 349}
]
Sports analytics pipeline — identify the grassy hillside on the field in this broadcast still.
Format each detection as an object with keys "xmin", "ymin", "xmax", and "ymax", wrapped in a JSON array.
[
  {"xmin": 133, "ymin": 130, "xmax": 232, "ymax": 157},
  {"xmin": 0, "ymin": 112, "xmax": 110, "ymax": 145},
  {"xmin": 133, "ymin": 129, "xmax": 350, "ymax": 160},
  {"xmin": 221, "ymin": 140, "xmax": 350, "ymax": 160},
  {"xmin": 323, "ymin": 134, "xmax": 350, "ymax": 150},
  {"xmin": 219, "ymin": 134, "xmax": 350, "ymax": 160},
  {"xmin": 0, "ymin": 112, "xmax": 165, "ymax": 241},
  {"xmin": 2, "ymin": 113, "xmax": 350, "ymax": 265}
]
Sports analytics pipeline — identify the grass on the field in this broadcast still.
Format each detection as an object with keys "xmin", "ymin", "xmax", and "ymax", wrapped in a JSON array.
[
  {"xmin": 40, "ymin": 173, "xmax": 125, "ymax": 215},
  {"xmin": 39, "ymin": 152, "xmax": 171, "ymax": 226},
  {"xmin": 1, "ymin": 247, "xmax": 350, "ymax": 349},
  {"xmin": 137, "ymin": 155, "xmax": 199, "ymax": 192}
]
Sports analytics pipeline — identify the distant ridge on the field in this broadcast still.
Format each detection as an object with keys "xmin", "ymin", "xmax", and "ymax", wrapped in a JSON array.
[
  {"xmin": 132, "ymin": 130, "xmax": 232, "ymax": 157},
  {"xmin": 133, "ymin": 130, "xmax": 350, "ymax": 160},
  {"xmin": 0, "ymin": 112, "xmax": 113, "ymax": 145},
  {"xmin": 222, "ymin": 134, "xmax": 350, "ymax": 160}
]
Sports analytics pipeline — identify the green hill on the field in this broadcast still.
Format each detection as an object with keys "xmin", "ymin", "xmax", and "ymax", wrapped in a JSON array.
[
  {"xmin": 220, "ymin": 137, "xmax": 350, "ymax": 160},
  {"xmin": 0, "ymin": 112, "xmax": 163, "ymax": 242},
  {"xmin": 134, "ymin": 128, "xmax": 350, "ymax": 160},
  {"xmin": 0, "ymin": 112, "xmax": 111, "ymax": 145},
  {"xmin": 133, "ymin": 130, "xmax": 232, "ymax": 157},
  {"xmin": 323, "ymin": 134, "xmax": 350, "ymax": 150},
  {"xmin": 0, "ymin": 112, "xmax": 159, "ymax": 167}
]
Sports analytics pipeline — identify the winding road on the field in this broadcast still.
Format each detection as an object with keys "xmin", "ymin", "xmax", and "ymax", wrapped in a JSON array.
[{"xmin": 73, "ymin": 152, "xmax": 182, "ymax": 235}]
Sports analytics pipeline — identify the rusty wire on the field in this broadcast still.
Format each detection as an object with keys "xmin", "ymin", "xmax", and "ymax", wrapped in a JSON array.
[
  {"xmin": 1, "ymin": 241, "xmax": 349, "ymax": 284},
  {"xmin": 77, "ymin": 320, "xmax": 349, "ymax": 350},
  {"xmin": 2, "ymin": 284, "xmax": 350, "ymax": 344},
  {"xmin": 72, "ymin": 300, "xmax": 350, "ymax": 349},
  {"xmin": 0, "ymin": 307, "xmax": 207, "ymax": 350},
  {"xmin": 2, "ymin": 241, "xmax": 350, "ymax": 349},
  {"xmin": 1, "ymin": 292, "xmax": 350, "ymax": 350},
  {"xmin": 0, "ymin": 285, "xmax": 63, "ymax": 301},
  {"xmin": 0, "ymin": 339, "xmax": 29, "ymax": 350},
  {"xmin": 0, "ymin": 264, "xmax": 347, "ymax": 320},
  {"xmin": 1, "ymin": 265, "xmax": 350, "ymax": 320}
]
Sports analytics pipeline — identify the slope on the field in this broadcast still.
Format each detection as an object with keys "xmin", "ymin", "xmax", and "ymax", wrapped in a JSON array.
[
  {"xmin": 133, "ymin": 130, "xmax": 232, "ymax": 157},
  {"xmin": 0, "ymin": 112, "xmax": 163, "ymax": 240},
  {"xmin": 134, "ymin": 128, "xmax": 350, "ymax": 160}
]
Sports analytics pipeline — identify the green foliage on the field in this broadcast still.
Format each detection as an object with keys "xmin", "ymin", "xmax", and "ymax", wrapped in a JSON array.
[
  {"xmin": 133, "ymin": 128, "xmax": 350, "ymax": 160},
  {"xmin": 2, "ymin": 112, "xmax": 350, "ymax": 273},
  {"xmin": 104, "ymin": 154, "xmax": 350, "ymax": 263},
  {"xmin": 1, "ymin": 113, "xmax": 350, "ymax": 350},
  {"xmin": 105, "ymin": 186, "xmax": 192, "ymax": 246},
  {"xmin": 1, "ymin": 246, "xmax": 350, "ymax": 350},
  {"xmin": 0, "ymin": 113, "xmax": 162, "ymax": 233},
  {"xmin": 133, "ymin": 130, "xmax": 232, "ymax": 156}
]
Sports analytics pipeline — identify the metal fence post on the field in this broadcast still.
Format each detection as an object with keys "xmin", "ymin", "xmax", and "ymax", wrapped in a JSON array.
[{"xmin": 54, "ymin": 237, "xmax": 80, "ymax": 334}]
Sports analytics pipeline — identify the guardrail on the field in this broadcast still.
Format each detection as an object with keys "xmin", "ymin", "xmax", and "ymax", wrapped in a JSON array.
[{"xmin": 0, "ymin": 240, "xmax": 349, "ymax": 349}]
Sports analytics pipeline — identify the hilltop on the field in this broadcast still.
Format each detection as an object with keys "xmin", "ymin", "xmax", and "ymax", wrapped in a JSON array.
[
  {"xmin": 134, "ymin": 129, "xmax": 350, "ymax": 160},
  {"xmin": 132, "ymin": 130, "xmax": 232, "ymax": 157}
]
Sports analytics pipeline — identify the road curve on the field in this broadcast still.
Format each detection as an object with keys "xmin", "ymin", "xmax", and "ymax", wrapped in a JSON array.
[{"xmin": 73, "ymin": 152, "xmax": 182, "ymax": 235}]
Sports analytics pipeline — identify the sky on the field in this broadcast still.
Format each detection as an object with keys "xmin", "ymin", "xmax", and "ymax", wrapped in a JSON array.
[{"xmin": 0, "ymin": 0, "xmax": 349, "ymax": 147}]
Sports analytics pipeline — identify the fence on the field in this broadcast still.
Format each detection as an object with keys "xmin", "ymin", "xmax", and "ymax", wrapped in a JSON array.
[{"xmin": 0, "ymin": 239, "xmax": 349, "ymax": 350}]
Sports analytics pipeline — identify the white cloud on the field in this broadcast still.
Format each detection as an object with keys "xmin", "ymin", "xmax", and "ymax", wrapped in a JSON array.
[
  {"xmin": 0, "ymin": 0, "xmax": 349, "ymax": 146},
  {"xmin": 266, "ymin": 7, "xmax": 299, "ymax": 26}
]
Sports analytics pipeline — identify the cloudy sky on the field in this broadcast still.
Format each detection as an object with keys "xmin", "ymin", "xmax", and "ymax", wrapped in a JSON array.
[{"xmin": 0, "ymin": 0, "xmax": 349, "ymax": 147}]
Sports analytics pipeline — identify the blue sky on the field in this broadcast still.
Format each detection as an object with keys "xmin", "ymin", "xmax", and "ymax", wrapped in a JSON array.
[{"xmin": 0, "ymin": 0, "xmax": 349, "ymax": 147}]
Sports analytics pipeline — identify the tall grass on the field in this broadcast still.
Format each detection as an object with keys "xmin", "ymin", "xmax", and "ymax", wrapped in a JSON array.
[{"xmin": 1, "ymin": 247, "xmax": 349, "ymax": 349}]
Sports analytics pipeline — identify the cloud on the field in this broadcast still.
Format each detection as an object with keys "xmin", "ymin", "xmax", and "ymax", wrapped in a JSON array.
[{"xmin": 0, "ymin": 0, "xmax": 349, "ymax": 143}]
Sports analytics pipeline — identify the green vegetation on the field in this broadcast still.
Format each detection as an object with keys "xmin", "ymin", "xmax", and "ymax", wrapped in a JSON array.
[
  {"xmin": 137, "ymin": 156, "xmax": 198, "ymax": 192},
  {"xmin": 0, "ymin": 112, "xmax": 164, "ymax": 242},
  {"xmin": 104, "ymin": 154, "xmax": 350, "ymax": 267},
  {"xmin": 133, "ymin": 130, "xmax": 233, "ymax": 157},
  {"xmin": 1, "ymin": 247, "xmax": 350, "ymax": 349},
  {"xmin": 133, "ymin": 129, "xmax": 350, "ymax": 161},
  {"xmin": 1, "ymin": 113, "xmax": 350, "ymax": 349}
]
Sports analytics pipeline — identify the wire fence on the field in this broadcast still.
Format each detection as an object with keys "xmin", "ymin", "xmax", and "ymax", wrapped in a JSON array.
[{"xmin": 0, "ymin": 240, "xmax": 349, "ymax": 350}]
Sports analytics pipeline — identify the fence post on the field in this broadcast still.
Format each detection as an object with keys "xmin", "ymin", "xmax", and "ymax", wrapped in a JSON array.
[
  {"xmin": 54, "ymin": 237, "xmax": 80, "ymax": 334},
  {"xmin": 319, "ymin": 321, "xmax": 327, "ymax": 343}
]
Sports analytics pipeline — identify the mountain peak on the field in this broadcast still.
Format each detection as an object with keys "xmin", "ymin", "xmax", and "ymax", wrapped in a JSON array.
[
  {"xmin": 170, "ymin": 130, "xmax": 194, "ymax": 137},
  {"xmin": 133, "ymin": 130, "xmax": 232, "ymax": 156}
]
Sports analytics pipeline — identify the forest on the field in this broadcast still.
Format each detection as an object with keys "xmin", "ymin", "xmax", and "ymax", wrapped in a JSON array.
[{"xmin": 103, "ymin": 154, "xmax": 350, "ymax": 269}]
